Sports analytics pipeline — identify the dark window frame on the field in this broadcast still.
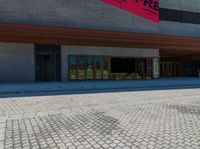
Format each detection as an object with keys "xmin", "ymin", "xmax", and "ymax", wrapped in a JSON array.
[{"xmin": 160, "ymin": 8, "xmax": 200, "ymax": 25}]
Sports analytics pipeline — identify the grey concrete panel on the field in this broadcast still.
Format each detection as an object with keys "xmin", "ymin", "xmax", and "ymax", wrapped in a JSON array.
[
  {"xmin": 0, "ymin": 43, "xmax": 35, "ymax": 83},
  {"xmin": 61, "ymin": 46, "xmax": 159, "ymax": 81},
  {"xmin": 0, "ymin": 0, "xmax": 28, "ymax": 23},
  {"xmin": 159, "ymin": 21, "xmax": 200, "ymax": 37},
  {"xmin": 62, "ymin": 46, "xmax": 159, "ymax": 57},
  {"xmin": 0, "ymin": 0, "xmax": 161, "ymax": 34}
]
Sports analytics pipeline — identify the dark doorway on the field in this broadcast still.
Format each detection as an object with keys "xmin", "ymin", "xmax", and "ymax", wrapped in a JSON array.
[
  {"xmin": 184, "ymin": 61, "xmax": 200, "ymax": 77},
  {"xmin": 111, "ymin": 58, "xmax": 135, "ymax": 73},
  {"xmin": 35, "ymin": 45, "xmax": 61, "ymax": 82},
  {"xmin": 111, "ymin": 58, "xmax": 147, "ymax": 74},
  {"xmin": 111, "ymin": 58, "xmax": 149, "ymax": 80},
  {"xmin": 160, "ymin": 57, "xmax": 180, "ymax": 77}
]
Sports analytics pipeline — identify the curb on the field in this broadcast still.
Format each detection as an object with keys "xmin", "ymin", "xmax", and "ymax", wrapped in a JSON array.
[{"xmin": 0, "ymin": 84, "xmax": 200, "ymax": 95}]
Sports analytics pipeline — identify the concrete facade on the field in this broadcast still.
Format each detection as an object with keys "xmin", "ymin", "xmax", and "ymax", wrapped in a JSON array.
[
  {"xmin": 61, "ymin": 46, "xmax": 159, "ymax": 81},
  {"xmin": 0, "ymin": 1, "xmax": 199, "ymax": 82},
  {"xmin": 0, "ymin": 43, "xmax": 159, "ymax": 82},
  {"xmin": 0, "ymin": 43, "xmax": 35, "ymax": 83},
  {"xmin": 0, "ymin": 0, "xmax": 199, "ymax": 36}
]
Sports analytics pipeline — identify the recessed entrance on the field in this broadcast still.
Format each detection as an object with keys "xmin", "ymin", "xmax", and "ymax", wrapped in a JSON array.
[
  {"xmin": 160, "ymin": 57, "xmax": 180, "ymax": 77},
  {"xmin": 184, "ymin": 61, "xmax": 200, "ymax": 77},
  {"xmin": 35, "ymin": 45, "xmax": 61, "ymax": 82},
  {"xmin": 111, "ymin": 58, "xmax": 151, "ymax": 80}
]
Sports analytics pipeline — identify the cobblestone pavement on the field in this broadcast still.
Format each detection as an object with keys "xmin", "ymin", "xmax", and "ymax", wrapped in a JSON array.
[{"xmin": 0, "ymin": 88, "xmax": 200, "ymax": 149}]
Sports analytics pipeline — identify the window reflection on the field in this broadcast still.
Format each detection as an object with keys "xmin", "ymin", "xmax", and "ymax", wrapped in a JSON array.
[
  {"xmin": 103, "ymin": 58, "xmax": 109, "ymax": 79},
  {"xmin": 69, "ymin": 56, "xmax": 110, "ymax": 80},
  {"xmin": 69, "ymin": 56, "xmax": 77, "ymax": 80},
  {"xmin": 95, "ymin": 57, "xmax": 103, "ymax": 80},
  {"xmin": 86, "ymin": 57, "xmax": 94, "ymax": 79},
  {"xmin": 77, "ymin": 57, "xmax": 85, "ymax": 80}
]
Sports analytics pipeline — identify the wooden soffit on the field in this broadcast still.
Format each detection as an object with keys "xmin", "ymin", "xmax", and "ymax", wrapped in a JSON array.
[{"xmin": 0, "ymin": 23, "xmax": 200, "ymax": 52}]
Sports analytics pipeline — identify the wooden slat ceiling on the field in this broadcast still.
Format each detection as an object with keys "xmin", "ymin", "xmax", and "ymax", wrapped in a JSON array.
[{"xmin": 0, "ymin": 23, "xmax": 200, "ymax": 56}]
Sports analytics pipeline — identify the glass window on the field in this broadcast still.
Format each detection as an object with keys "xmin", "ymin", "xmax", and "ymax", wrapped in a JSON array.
[
  {"xmin": 135, "ymin": 59, "xmax": 145, "ymax": 74},
  {"xmin": 103, "ymin": 58, "xmax": 109, "ymax": 79},
  {"xmin": 69, "ymin": 56, "xmax": 77, "ymax": 80},
  {"xmin": 95, "ymin": 57, "xmax": 103, "ymax": 79},
  {"xmin": 153, "ymin": 58, "xmax": 159, "ymax": 79},
  {"xmin": 146, "ymin": 58, "xmax": 153, "ymax": 78},
  {"xmin": 77, "ymin": 56, "xmax": 86, "ymax": 80},
  {"xmin": 69, "ymin": 55, "xmax": 110, "ymax": 80},
  {"xmin": 86, "ymin": 57, "xmax": 94, "ymax": 79}
]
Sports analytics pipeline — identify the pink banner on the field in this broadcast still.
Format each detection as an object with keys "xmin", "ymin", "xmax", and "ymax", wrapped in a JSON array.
[{"xmin": 101, "ymin": 0, "xmax": 159, "ymax": 23}]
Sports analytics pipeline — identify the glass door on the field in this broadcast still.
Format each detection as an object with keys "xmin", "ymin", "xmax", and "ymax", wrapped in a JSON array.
[
  {"xmin": 95, "ymin": 57, "xmax": 103, "ymax": 80},
  {"xmin": 174, "ymin": 63, "xmax": 180, "ymax": 77},
  {"xmin": 153, "ymin": 58, "xmax": 159, "ymax": 78},
  {"xmin": 69, "ymin": 56, "xmax": 77, "ymax": 80},
  {"xmin": 77, "ymin": 57, "xmax": 86, "ymax": 80},
  {"xmin": 35, "ymin": 45, "xmax": 61, "ymax": 82},
  {"xmin": 86, "ymin": 57, "xmax": 94, "ymax": 80},
  {"xmin": 103, "ymin": 58, "xmax": 109, "ymax": 79},
  {"xmin": 95, "ymin": 57, "xmax": 109, "ymax": 80}
]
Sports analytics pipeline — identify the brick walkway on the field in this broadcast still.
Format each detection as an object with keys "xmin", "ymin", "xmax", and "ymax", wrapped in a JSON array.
[{"xmin": 0, "ymin": 88, "xmax": 200, "ymax": 149}]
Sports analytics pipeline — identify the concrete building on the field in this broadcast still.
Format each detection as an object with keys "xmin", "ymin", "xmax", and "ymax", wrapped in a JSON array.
[{"xmin": 0, "ymin": 0, "xmax": 200, "ymax": 82}]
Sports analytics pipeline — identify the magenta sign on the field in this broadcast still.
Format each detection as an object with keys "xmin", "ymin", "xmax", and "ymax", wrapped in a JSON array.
[{"xmin": 101, "ymin": 0, "xmax": 159, "ymax": 23}]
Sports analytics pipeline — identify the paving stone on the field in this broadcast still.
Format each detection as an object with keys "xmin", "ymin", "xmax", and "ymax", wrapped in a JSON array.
[
  {"xmin": 0, "ymin": 141, "xmax": 4, "ymax": 149},
  {"xmin": 0, "ymin": 88, "xmax": 199, "ymax": 148}
]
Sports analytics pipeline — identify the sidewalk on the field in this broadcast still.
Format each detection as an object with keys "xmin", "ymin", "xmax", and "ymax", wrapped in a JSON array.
[{"xmin": 0, "ymin": 78, "xmax": 200, "ymax": 94}]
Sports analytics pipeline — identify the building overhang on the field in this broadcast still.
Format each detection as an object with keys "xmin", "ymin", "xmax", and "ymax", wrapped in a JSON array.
[{"xmin": 0, "ymin": 23, "xmax": 200, "ymax": 56}]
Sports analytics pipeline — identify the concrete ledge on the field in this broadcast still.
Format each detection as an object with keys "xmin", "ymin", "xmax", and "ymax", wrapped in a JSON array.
[{"xmin": 0, "ymin": 78, "xmax": 199, "ymax": 95}]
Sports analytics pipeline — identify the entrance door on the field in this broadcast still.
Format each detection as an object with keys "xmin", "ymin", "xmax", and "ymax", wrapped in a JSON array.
[
  {"xmin": 35, "ymin": 45, "xmax": 61, "ymax": 82},
  {"xmin": 160, "ymin": 63, "xmax": 180, "ymax": 77},
  {"xmin": 174, "ymin": 63, "xmax": 180, "ymax": 77},
  {"xmin": 160, "ymin": 57, "xmax": 180, "ymax": 77},
  {"xmin": 95, "ymin": 57, "xmax": 103, "ymax": 80}
]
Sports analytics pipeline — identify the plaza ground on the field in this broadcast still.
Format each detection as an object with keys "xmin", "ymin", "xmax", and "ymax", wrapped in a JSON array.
[{"xmin": 0, "ymin": 79, "xmax": 200, "ymax": 149}]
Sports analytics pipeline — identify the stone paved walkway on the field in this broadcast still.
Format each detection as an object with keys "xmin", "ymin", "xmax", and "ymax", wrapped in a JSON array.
[{"xmin": 0, "ymin": 88, "xmax": 200, "ymax": 149}]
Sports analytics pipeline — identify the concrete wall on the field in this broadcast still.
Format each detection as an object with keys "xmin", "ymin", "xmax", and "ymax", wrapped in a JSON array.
[
  {"xmin": 0, "ymin": 43, "xmax": 35, "ymax": 83},
  {"xmin": 0, "ymin": 0, "xmax": 200, "ymax": 37},
  {"xmin": 159, "ymin": 0, "xmax": 200, "ymax": 36},
  {"xmin": 0, "ymin": 0, "xmax": 157, "ymax": 33},
  {"xmin": 61, "ymin": 46, "xmax": 159, "ymax": 81}
]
